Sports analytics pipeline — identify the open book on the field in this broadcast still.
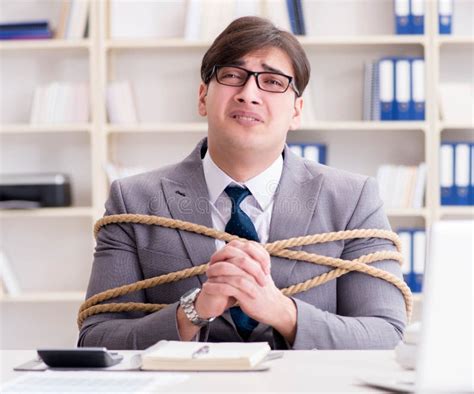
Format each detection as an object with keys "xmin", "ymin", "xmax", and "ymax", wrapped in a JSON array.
[{"xmin": 140, "ymin": 341, "xmax": 271, "ymax": 371}]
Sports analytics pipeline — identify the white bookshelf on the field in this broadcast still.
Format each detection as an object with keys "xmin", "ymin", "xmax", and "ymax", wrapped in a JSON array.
[
  {"xmin": 0, "ymin": 39, "xmax": 91, "ymax": 51},
  {"xmin": 0, "ymin": 207, "xmax": 94, "ymax": 219},
  {"xmin": 1, "ymin": 291, "xmax": 85, "ymax": 303},
  {"xmin": 0, "ymin": 123, "xmax": 92, "ymax": 134},
  {"xmin": 0, "ymin": 0, "xmax": 472, "ymax": 349}
]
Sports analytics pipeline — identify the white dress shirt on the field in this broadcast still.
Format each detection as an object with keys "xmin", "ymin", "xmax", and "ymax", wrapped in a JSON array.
[{"xmin": 202, "ymin": 150, "xmax": 283, "ymax": 250}]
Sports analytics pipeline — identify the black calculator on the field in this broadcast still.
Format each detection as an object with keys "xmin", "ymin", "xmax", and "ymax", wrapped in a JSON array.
[{"xmin": 37, "ymin": 347, "xmax": 123, "ymax": 368}]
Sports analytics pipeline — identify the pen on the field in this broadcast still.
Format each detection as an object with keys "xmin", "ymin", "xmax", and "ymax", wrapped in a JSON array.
[{"xmin": 191, "ymin": 345, "xmax": 210, "ymax": 359}]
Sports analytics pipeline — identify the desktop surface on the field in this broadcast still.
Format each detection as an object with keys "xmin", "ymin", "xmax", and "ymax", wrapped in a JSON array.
[{"xmin": 0, "ymin": 349, "xmax": 412, "ymax": 392}]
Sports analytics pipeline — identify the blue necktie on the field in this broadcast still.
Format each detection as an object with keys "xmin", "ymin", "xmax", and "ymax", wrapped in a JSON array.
[{"xmin": 224, "ymin": 185, "xmax": 259, "ymax": 339}]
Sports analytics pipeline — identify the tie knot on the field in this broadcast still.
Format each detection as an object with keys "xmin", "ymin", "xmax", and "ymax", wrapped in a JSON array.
[{"xmin": 224, "ymin": 185, "xmax": 251, "ymax": 206}]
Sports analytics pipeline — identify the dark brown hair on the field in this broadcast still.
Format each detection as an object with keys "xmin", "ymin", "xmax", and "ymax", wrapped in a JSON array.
[{"xmin": 201, "ymin": 16, "xmax": 310, "ymax": 97}]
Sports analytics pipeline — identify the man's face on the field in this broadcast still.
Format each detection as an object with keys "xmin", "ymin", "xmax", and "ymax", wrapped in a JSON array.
[{"xmin": 198, "ymin": 47, "xmax": 303, "ymax": 157}]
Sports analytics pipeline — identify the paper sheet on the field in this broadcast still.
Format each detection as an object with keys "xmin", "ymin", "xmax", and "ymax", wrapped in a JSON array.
[{"xmin": 2, "ymin": 371, "xmax": 189, "ymax": 393}]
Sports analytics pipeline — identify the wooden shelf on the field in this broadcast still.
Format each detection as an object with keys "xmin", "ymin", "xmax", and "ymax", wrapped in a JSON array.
[
  {"xmin": 106, "ymin": 35, "xmax": 426, "ymax": 50},
  {"xmin": 386, "ymin": 208, "xmax": 428, "ymax": 218},
  {"xmin": 0, "ymin": 291, "xmax": 85, "ymax": 303},
  {"xmin": 106, "ymin": 121, "xmax": 426, "ymax": 134},
  {"xmin": 0, "ymin": 39, "xmax": 91, "ymax": 51},
  {"xmin": 298, "ymin": 35, "xmax": 427, "ymax": 46},
  {"xmin": 439, "ymin": 122, "xmax": 474, "ymax": 131},
  {"xmin": 0, "ymin": 123, "xmax": 92, "ymax": 134},
  {"xmin": 106, "ymin": 122, "xmax": 207, "ymax": 134},
  {"xmin": 0, "ymin": 207, "xmax": 94, "ymax": 219},
  {"xmin": 438, "ymin": 206, "xmax": 474, "ymax": 217},
  {"xmin": 300, "ymin": 121, "xmax": 427, "ymax": 132},
  {"xmin": 437, "ymin": 36, "xmax": 474, "ymax": 46}
]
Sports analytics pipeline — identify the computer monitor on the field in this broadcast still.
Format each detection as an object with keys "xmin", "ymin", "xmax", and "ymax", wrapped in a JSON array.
[{"xmin": 416, "ymin": 220, "xmax": 473, "ymax": 392}]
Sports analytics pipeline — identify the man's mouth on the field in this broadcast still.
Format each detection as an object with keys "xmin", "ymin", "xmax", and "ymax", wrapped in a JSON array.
[
  {"xmin": 233, "ymin": 115, "xmax": 261, "ymax": 122},
  {"xmin": 230, "ymin": 111, "xmax": 263, "ymax": 123}
]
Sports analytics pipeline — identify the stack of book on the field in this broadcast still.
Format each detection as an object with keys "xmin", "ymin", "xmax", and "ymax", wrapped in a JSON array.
[
  {"xmin": 30, "ymin": 82, "xmax": 89, "ymax": 124},
  {"xmin": 376, "ymin": 163, "xmax": 427, "ymax": 209},
  {"xmin": 0, "ymin": 20, "xmax": 53, "ymax": 40},
  {"xmin": 288, "ymin": 143, "xmax": 327, "ymax": 165},
  {"xmin": 440, "ymin": 142, "xmax": 474, "ymax": 206},
  {"xmin": 109, "ymin": 0, "xmax": 309, "ymax": 41},
  {"xmin": 363, "ymin": 57, "xmax": 425, "ymax": 121},
  {"xmin": 397, "ymin": 228, "xmax": 425, "ymax": 293}
]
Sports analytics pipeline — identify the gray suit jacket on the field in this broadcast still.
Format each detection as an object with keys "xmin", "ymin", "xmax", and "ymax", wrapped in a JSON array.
[{"xmin": 78, "ymin": 138, "xmax": 406, "ymax": 350}]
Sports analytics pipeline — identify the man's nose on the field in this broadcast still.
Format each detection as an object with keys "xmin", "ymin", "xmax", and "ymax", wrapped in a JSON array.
[{"xmin": 234, "ymin": 75, "xmax": 263, "ymax": 105}]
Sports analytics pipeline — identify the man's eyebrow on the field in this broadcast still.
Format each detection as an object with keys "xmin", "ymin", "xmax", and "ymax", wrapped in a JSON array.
[
  {"xmin": 261, "ymin": 63, "xmax": 287, "ymax": 74},
  {"xmin": 229, "ymin": 60, "xmax": 289, "ymax": 75}
]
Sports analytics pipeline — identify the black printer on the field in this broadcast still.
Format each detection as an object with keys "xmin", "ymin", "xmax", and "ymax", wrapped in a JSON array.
[{"xmin": 0, "ymin": 173, "xmax": 72, "ymax": 209}]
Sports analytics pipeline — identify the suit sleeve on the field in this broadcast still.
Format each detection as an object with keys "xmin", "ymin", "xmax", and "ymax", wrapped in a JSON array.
[
  {"xmin": 77, "ymin": 180, "xmax": 206, "ymax": 350},
  {"xmin": 289, "ymin": 177, "xmax": 407, "ymax": 350}
]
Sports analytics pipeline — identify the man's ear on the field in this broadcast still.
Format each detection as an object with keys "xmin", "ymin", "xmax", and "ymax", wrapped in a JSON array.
[
  {"xmin": 198, "ymin": 83, "xmax": 208, "ymax": 117},
  {"xmin": 288, "ymin": 96, "xmax": 303, "ymax": 131}
]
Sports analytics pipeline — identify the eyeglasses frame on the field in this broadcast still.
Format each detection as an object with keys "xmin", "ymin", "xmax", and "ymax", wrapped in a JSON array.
[{"xmin": 209, "ymin": 64, "xmax": 301, "ymax": 97}]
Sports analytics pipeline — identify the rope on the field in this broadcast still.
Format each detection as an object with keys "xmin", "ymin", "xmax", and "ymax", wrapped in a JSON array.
[{"xmin": 78, "ymin": 214, "xmax": 412, "ymax": 328}]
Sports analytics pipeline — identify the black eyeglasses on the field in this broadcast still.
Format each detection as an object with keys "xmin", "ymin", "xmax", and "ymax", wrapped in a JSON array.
[{"xmin": 210, "ymin": 65, "xmax": 300, "ymax": 96}]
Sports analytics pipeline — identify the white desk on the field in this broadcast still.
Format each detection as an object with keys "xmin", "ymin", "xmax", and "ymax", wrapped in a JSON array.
[{"xmin": 0, "ymin": 350, "xmax": 410, "ymax": 392}]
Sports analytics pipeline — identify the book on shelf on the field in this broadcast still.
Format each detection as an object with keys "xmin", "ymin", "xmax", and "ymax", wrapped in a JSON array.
[
  {"xmin": 0, "ymin": 20, "xmax": 53, "ymax": 40},
  {"xmin": 300, "ymin": 83, "xmax": 317, "ymax": 125},
  {"xmin": 394, "ymin": 0, "xmax": 424, "ymax": 35},
  {"xmin": 440, "ymin": 142, "xmax": 474, "ymax": 206},
  {"xmin": 438, "ymin": 0, "xmax": 453, "ymax": 35},
  {"xmin": 55, "ymin": 0, "xmax": 89, "ymax": 39},
  {"xmin": 284, "ymin": 0, "xmax": 306, "ymax": 35},
  {"xmin": 288, "ymin": 143, "xmax": 327, "ymax": 165},
  {"xmin": 183, "ymin": 0, "xmax": 308, "ymax": 41},
  {"xmin": 438, "ymin": 82, "xmax": 474, "ymax": 124},
  {"xmin": 30, "ymin": 82, "xmax": 89, "ymax": 124},
  {"xmin": 363, "ymin": 57, "xmax": 425, "ymax": 121},
  {"xmin": 140, "ymin": 340, "xmax": 271, "ymax": 371},
  {"xmin": 106, "ymin": 81, "xmax": 139, "ymax": 124},
  {"xmin": 260, "ymin": 0, "xmax": 291, "ymax": 34},
  {"xmin": 109, "ymin": 0, "xmax": 312, "ymax": 41},
  {"xmin": 0, "ymin": 250, "xmax": 21, "ymax": 297},
  {"xmin": 110, "ymin": 0, "xmax": 186, "ymax": 39},
  {"xmin": 397, "ymin": 228, "xmax": 426, "ymax": 293},
  {"xmin": 376, "ymin": 163, "xmax": 426, "ymax": 209}
]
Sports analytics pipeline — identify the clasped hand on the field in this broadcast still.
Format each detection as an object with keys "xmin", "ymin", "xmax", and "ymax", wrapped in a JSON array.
[{"xmin": 195, "ymin": 240, "xmax": 291, "ymax": 327}]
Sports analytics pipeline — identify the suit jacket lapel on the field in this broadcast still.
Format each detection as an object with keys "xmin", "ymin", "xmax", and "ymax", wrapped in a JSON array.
[
  {"xmin": 160, "ymin": 139, "xmax": 216, "ymax": 285},
  {"xmin": 268, "ymin": 145, "xmax": 325, "ymax": 289}
]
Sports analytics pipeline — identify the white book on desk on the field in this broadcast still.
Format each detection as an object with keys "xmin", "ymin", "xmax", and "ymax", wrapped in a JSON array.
[{"xmin": 141, "ymin": 340, "xmax": 271, "ymax": 371}]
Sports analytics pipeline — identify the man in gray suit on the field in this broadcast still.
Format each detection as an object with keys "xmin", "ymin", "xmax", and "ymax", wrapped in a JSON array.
[{"xmin": 79, "ymin": 17, "xmax": 406, "ymax": 350}]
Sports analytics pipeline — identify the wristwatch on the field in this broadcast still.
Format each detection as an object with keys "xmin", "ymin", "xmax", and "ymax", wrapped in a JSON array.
[{"xmin": 180, "ymin": 288, "xmax": 216, "ymax": 327}]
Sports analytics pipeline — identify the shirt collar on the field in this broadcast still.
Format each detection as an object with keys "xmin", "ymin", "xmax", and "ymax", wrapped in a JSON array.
[{"xmin": 202, "ymin": 150, "xmax": 283, "ymax": 211}]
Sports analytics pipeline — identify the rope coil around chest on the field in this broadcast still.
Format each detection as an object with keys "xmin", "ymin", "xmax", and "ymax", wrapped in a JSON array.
[{"xmin": 77, "ymin": 214, "xmax": 412, "ymax": 328}]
